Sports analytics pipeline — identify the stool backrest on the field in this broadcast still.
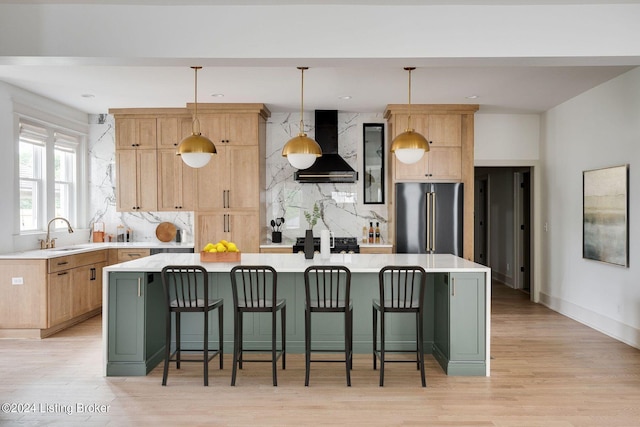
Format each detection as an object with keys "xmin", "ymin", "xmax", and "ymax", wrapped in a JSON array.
[
  {"xmin": 304, "ymin": 265, "xmax": 351, "ymax": 310},
  {"xmin": 230, "ymin": 265, "xmax": 278, "ymax": 310},
  {"xmin": 161, "ymin": 265, "xmax": 209, "ymax": 311},
  {"xmin": 378, "ymin": 266, "xmax": 426, "ymax": 310}
]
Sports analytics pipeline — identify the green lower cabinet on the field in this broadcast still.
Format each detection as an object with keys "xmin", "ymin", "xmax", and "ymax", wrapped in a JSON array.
[
  {"xmin": 107, "ymin": 272, "xmax": 165, "ymax": 376},
  {"xmin": 433, "ymin": 272, "xmax": 486, "ymax": 376}
]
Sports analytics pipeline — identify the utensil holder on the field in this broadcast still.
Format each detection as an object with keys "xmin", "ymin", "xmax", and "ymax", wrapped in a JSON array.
[{"xmin": 272, "ymin": 231, "xmax": 282, "ymax": 243}]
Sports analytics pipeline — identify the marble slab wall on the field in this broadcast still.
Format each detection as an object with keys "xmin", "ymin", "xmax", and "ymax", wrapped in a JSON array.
[
  {"xmin": 87, "ymin": 111, "xmax": 389, "ymax": 246},
  {"xmin": 265, "ymin": 112, "xmax": 388, "ymax": 244},
  {"xmin": 87, "ymin": 115, "xmax": 194, "ymax": 244}
]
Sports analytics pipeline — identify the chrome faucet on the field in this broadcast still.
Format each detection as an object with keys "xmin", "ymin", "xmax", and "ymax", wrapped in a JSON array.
[{"xmin": 40, "ymin": 217, "xmax": 74, "ymax": 249}]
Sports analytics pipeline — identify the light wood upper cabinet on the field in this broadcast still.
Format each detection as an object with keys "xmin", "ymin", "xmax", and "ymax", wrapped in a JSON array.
[
  {"xmin": 116, "ymin": 118, "xmax": 157, "ymax": 150},
  {"xmin": 391, "ymin": 113, "xmax": 463, "ymax": 181},
  {"xmin": 199, "ymin": 113, "xmax": 259, "ymax": 146},
  {"xmin": 116, "ymin": 149, "xmax": 157, "ymax": 211},
  {"xmin": 157, "ymin": 116, "xmax": 192, "ymax": 149},
  {"xmin": 158, "ymin": 149, "xmax": 196, "ymax": 211}
]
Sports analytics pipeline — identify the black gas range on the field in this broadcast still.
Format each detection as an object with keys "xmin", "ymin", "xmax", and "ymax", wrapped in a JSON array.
[{"xmin": 292, "ymin": 236, "xmax": 360, "ymax": 254}]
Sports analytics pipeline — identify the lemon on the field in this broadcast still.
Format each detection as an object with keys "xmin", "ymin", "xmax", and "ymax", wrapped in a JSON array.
[
  {"xmin": 227, "ymin": 242, "xmax": 238, "ymax": 252},
  {"xmin": 219, "ymin": 239, "xmax": 229, "ymax": 247},
  {"xmin": 216, "ymin": 243, "xmax": 227, "ymax": 252},
  {"xmin": 208, "ymin": 247, "xmax": 218, "ymax": 253},
  {"xmin": 203, "ymin": 243, "xmax": 214, "ymax": 252}
]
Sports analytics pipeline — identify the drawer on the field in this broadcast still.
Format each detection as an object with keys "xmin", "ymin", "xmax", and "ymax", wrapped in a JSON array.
[
  {"xmin": 47, "ymin": 250, "xmax": 108, "ymax": 273},
  {"xmin": 117, "ymin": 249, "xmax": 150, "ymax": 262}
]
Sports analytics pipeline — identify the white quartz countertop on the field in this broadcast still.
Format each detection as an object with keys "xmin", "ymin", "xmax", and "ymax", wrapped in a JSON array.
[
  {"xmin": 0, "ymin": 242, "xmax": 195, "ymax": 260},
  {"xmin": 104, "ymin": 252, "xmax": 490, "ymax": 274}
]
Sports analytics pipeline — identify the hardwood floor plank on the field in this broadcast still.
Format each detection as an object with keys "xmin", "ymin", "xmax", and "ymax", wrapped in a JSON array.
[{"xmin": 1, "ymin": 282, "xmax": 639, "ymax": 426}]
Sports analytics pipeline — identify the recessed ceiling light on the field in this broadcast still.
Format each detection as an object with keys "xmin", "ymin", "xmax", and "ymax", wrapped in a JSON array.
[
  {"xmin": 338, "ymin": 95, "xmax": 352, "ymax": 100},
  {"xmin": 211, "ymin": 93, "xmax": 224, "ymax": 98},
  {"xmin": 81, "ymin": 93, "xmax": 95, "ymax": 98},
  {"xmin": 466, "ymin": 95, "xmax": 479, "ymax": 99}
]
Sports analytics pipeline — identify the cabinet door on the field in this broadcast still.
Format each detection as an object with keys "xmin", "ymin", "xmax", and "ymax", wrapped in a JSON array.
[
  {"xmin": 228, "ymin": 146, "xmax": 259, "ymax": 209},
  {"xmin": 428, "ymin": 115, "xmax": 461, "ymax": 147},
  {"xmin": 116, "ymin": 149, "xmax": 157, "ymax": 212},
  {"xmin": 89, "ymin": 262, "xmax": 106, "ymax": 311},
  {"xmin": 48, "ymin": 270, "xmax": 72, "ymax": 327},
  {"xmin": 158, "ymin": 149, "xmax": 196, "ymax": 211},
  {"xmin": 108, "ymin": 273, "xmax": 145, "ymax": 362},
  {"xmin": 433, "ymin": 273, "xmax": 450, "ymax": 359},
  {"xmin": 196, "ymin": 211, "xmax": 259, "ymax": 253},
  {"xmin": 427, "ymin": 147, "xmax": 462, "ymax": 181},
  {"xmin": 116, "ymin": 150, "xmax": 138, "ymax": 211},
  {"xmin": 195, "ymin": 146, "xmax": 227, "ymax": 210},
  {"xmin": 71, "ymin": 265, "xmax": 92, "ymax": 317},
  {"xmin": 199, "ymin": 114, "xmax": 227, "ymax": 145},
  {"xmin": 227, "ymin": 114, "xmax": 259, "ymax": 145},
  {"xmin": 392, "ymin": 114, "xmax": 430, "ymax": 181},
  {"xmin": 449, "ymin": 273, "xmax": 485, "ymax": 361},
  {"xmin": 116, "ymin": 118, "xmax": 157, "ymax": 150},
  {"xmin": 137, "ymin": 149, "xmax": 158, "ymax": 211},
  {"xmin": 157, "ymin": 117, "xmax": 186, "ymax": 149}
]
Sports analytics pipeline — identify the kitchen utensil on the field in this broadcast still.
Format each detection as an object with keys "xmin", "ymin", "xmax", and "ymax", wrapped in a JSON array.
[
  {"xmin": 320, "ymin": 229, "xmax": 334, "ymax": 259},
  {"xmin": 156, "ymin": 222, "xmax": 177, "ymax": 242},
  {"xmin": 270, "ymin": 219, "xmax": 276, "ymax": 231}
]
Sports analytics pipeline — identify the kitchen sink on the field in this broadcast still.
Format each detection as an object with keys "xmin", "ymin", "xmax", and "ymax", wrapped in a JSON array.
[{"xmin": 49, "ymin": 246, "xmax": 92, "ymax": 252}]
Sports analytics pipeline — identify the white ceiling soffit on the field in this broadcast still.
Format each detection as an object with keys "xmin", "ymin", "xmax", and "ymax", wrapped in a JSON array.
[{"xmin": 0, "ymin": 1, "xmax": 639, "ymax": 114}]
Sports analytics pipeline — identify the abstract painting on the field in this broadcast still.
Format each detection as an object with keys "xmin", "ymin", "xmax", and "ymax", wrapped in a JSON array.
[{"xmin": 583, "ymin": 165, "xmax": 629, "ymax": 267}]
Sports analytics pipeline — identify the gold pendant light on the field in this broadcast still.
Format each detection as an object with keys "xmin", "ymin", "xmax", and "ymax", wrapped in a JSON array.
[
  {"xmin": 390, "ymin": 67, "xmax": 429, "ymax": 164},
  {"xmin": 177, "ymin": 66, "xmax": 217, "ymax": 168},
  {"xmin": 282, "ymin": 67, "xmax": 322, "ymax": 170}
]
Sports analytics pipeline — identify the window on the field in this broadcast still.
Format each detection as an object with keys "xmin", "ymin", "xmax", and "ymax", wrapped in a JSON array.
[{"xmin": 18, "ymin": 120, "xmax": 81, "ymax": 233}]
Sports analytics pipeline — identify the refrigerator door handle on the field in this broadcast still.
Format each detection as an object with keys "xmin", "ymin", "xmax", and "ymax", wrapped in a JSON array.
[
  {"xmin": 431, "ymin": 192, "xmax": 436, "ymax": 253},
  {"xmin": 425, "ymin": 193, "xmax": 431, "ymax": 252}
]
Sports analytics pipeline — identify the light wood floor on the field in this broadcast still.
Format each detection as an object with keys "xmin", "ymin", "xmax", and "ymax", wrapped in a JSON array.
[{"xmin": 1, "ymin": 282, "xmax": 639, "ymax": 426}]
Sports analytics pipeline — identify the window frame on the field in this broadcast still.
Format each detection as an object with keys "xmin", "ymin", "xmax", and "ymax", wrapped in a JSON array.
[{"xmin": 16, "ymin": 116, "xmax": 87, "ymax": 235}]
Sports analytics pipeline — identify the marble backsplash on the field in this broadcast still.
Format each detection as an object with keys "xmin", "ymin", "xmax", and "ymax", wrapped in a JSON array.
[{"xmin": 87, "ymin": 111, "xmax": 389, "ymax": 247}]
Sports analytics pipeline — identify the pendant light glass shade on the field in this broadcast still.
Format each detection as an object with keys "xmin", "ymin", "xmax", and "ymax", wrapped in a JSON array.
[
  {"xmin": 177, "ymin": 66, "xmax": 216, "ymax": 168},
  {"xmin": 282, "ymin": 67, "xmax": 322, "ymax": 169},
  {"xmin": 390, "ymin": 67, "xmax": 429, "ymax": 164}
]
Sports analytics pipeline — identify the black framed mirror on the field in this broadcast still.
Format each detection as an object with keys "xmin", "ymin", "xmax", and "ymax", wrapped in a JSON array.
[{"xmin": 363, "ymin": 123, "xmax": 384, "ymax": 204}]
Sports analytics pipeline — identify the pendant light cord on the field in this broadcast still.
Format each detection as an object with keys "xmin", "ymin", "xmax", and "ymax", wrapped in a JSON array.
[
  {"xmin": 406, "ymin": 67, "xmax": 415, "ymax": 130},
  {"xmin": 298, "ymin": 66, "xmax": 308, "ymax": 135},
  {"xmin": 192, "ymin": 66, "xmax": 202, "ymax": 135}
]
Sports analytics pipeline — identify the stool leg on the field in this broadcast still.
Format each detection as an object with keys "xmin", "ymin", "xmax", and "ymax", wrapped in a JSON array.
[
  {"xmin": 238, "ymin": 312, "xmax": 244, "ymax": 370},
  {"xmin": 372, "ymin": 306, "xmax": 377, "ymax": 370},
  {"xmin": 282, "ymin": 305, "xmax": 286, "ymax": 370},
  {"xmin": 218, "ymin": 305, "xmax": 224, "ymax": 370},
  {"xmin": 418, "ymin": 311, "xmax": 426, "ymax": 387},
  {"xmin": 176, "ymin": 313, "xmax": 181, "ymax": 370},
  {"xmin": 204, "ymin": 310, "xmax": 209, "ymax": 387},
  {"xmin": 231, "ymin": 310, "xmax": 239, "ymax": 386},
  {"xmin": 162, "ymin": 311, "xmax": 171, "ymax": 386},
  {"xmin": 379, "ymin": 311, "xmax": 385, "ymax": 387},
  {"xmin": 304, "ymin": 308, "xmax": 311, "ymax": 386},
  {"xmin": 271, "ymin": 309, "xmax": 277, "ymax": 386},
  {"xmin": 345, "ymin": 307, "xmax": 351, "ymax": 387}
]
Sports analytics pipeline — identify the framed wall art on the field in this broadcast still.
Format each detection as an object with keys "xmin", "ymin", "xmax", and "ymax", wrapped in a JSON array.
[{"xmin": 583, "ymin": 164, "xmax": 629, "ymax": 267}]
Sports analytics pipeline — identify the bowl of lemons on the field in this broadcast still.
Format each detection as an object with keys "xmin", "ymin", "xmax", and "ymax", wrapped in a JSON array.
[{"xmin": 200, "ymin": 239, "xmax": 241, "ymax": 262}]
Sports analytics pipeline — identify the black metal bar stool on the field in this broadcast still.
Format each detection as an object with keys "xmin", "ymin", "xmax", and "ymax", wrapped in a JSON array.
[
  {"xmin": 230, "ymin": 265, "xmax": 286, "ymax": 386},
  {"xmin": 303, "ymin": 265, "xmax": 353, "ymax": 386},
  {"xmin": 161, "ymin": 265, "xmax": 224, "ymax": 386},
  {"xmin": 373, "ymin": 265, "xmax": 427, "ymax": 387}
]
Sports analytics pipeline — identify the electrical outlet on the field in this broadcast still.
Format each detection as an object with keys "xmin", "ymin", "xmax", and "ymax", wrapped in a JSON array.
[
  {"xmin": 12, "ymin": 277, "xmax": 24, "ymax": 285},
  {"xmin": 506, "ymin": 263, "xmax": 510, "ymax": 272},
  {"xmin": 544, "ymin": 222, "xmax": 549, "ymax": 232}
]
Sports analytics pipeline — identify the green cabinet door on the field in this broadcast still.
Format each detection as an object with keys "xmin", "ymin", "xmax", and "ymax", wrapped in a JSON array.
[
  {"xmin": 107, "ymin": 272, "xmax": 165, "ymax": 376},
  {"xmin": 433, "ymin": 272, "xmax": 486, "ymax": 376}
]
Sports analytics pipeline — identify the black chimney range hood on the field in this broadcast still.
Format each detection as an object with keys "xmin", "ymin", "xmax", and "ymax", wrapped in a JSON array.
[{"xmin": 294, "ymin": 110, "xmax": 358, "ymax": 183}]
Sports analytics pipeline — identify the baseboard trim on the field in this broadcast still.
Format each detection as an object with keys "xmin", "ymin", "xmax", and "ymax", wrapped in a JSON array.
[{"xmin": 539, "ymin": 292, "xmax": 640, "ymax": 350}]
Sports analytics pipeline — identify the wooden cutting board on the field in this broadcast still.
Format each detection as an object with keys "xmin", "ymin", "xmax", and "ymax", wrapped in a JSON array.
[{"xmin": 156, "ymin": 222, "xmax": 177, "ymax": 242}]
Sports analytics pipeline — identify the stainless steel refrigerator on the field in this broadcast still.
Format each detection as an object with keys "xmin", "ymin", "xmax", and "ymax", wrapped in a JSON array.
[{"xmin": 395, "ymin": 182, "xmax": 463, "ymax": 255}]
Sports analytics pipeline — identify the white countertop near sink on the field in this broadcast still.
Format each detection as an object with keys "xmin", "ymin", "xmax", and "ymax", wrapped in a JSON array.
[{"xmin": 0, "ymin": 242, "xmax": 195, "ymax": 259}]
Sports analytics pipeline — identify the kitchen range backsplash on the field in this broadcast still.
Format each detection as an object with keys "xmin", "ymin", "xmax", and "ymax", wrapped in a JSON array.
[{"xmin": 87, "ymin": 112, "xmax": 388, "ymax": 245}]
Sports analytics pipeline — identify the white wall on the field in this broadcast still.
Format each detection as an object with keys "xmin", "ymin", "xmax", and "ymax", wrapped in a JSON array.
[
  {"xmin": 541, "ymin": 67, "xmax": 640, "ymax": 348},
  {"xmin": 475, "ymin": 114, "xmax": 540, "ymax": 162}
]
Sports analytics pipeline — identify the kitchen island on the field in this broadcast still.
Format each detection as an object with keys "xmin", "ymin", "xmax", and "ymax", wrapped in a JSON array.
[{"xmin": 103, "ymin": 253, "xmax": 491, "ymax": 377}]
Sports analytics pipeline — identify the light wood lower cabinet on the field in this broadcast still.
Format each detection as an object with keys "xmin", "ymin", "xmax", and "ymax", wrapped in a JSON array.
[{"xmin": 48, "ymin": 269, "xmax": 73, "ymax": 326}]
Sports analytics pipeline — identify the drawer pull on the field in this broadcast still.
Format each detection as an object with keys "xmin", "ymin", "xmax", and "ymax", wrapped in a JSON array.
[
  {"xmin": 57, "ymin": 271, "xmax": 68, "ymax": 276},
  {"xmin": 137, "ymin": 277, "xmax": 141, "ymax": 297},
  {"xmin": 56, "ymin": 261, "xmax": 69, "ymax": 266}
]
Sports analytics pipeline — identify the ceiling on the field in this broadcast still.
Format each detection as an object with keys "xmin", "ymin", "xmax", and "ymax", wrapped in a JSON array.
[{"xmin": 0, "ymin": 1, "xmax": 638, "ymax": 115}]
